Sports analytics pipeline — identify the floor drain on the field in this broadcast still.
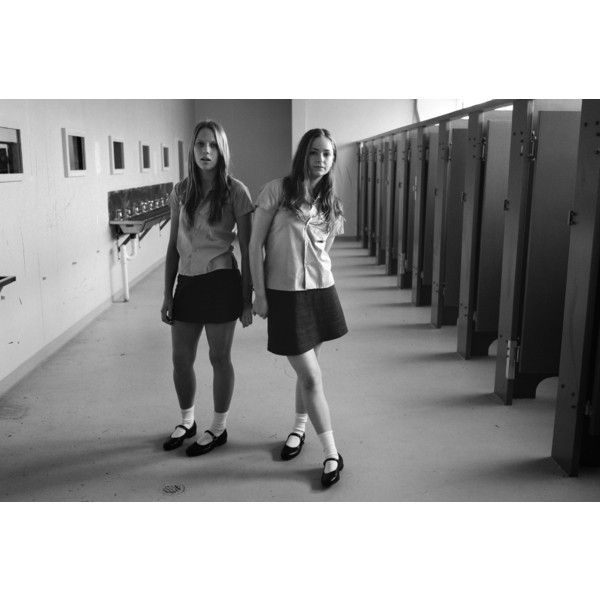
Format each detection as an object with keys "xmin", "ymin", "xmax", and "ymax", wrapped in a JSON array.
[{"xmin": 162, "ymin": 484, "xmax": 185, "ymax": 495}]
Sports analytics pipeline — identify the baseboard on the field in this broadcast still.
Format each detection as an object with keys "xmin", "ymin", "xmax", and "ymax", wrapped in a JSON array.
[{"xmin": 0, "ymin": 256, "xmax": 166, "ymax": 398}]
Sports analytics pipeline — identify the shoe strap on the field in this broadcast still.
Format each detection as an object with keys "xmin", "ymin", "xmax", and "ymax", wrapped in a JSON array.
[
  {"xmin": 175, "ymin": 423, "xmax": 191, "ymax": 433},
  {"xmin": 204, "ymin": 430, "xmax": 216, "ymax": 440},
  {"xmin": 287, "ymin": 432, "xmax": 304, "ymax": 442},
  {"xmin": 323, "ymin": 456, "xmax": 340, "ymax": 465}
]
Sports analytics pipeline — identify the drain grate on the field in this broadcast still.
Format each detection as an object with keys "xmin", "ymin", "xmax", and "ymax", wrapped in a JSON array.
[{"xmin": 162, "ymin": 484, "xmax": 185, "ymax": 495}]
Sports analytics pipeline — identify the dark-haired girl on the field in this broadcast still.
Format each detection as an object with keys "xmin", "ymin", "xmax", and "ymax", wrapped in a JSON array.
[
  {"xmin": 161, "ymin": 120, "xmax": 253, "ymax": 456},
  {"xmin": 249, "ymin": 128, "xmax": 347, "ymax": 488}
]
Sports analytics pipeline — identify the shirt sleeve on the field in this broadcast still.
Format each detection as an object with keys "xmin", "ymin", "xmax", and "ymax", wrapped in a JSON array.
[
  {"xmin": 169, "ymin": 181, "xmax": 184, "ymax": 210},
  {"xmin": 232, "ymin": 181, "xmax": 254, "ymax": 218},
  {"xmin": 255, "ymin": 179, "xmax": 282, "ymax": 214}
]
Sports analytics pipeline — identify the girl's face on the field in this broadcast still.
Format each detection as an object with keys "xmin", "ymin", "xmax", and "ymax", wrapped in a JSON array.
[
  {"xmin": 194, "ymin": 128, "xmax": 219, "ymax": 172},
  {"xmin": 307, "ymin": 136, "xmax": 334, "ymax": 181}
]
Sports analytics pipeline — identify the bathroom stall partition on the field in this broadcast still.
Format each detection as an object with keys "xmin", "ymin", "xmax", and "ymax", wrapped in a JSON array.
[
  {"xmin": 374, "ymin": 142, "xmax": 386, "ymax": 265},
  {"xmin": 494, "ymin": 100, "xmax": 581, "ymax": 405},
  {"xmin": 551, "ymin": 99, "xmax": 600, "ymax": 475},
  {"xmin": 382, "ymin": 139, "xmax": 397, "ymax": 274},
  {"xmin": 457, "ymin": 109, "xmax": 512, "ymax": 358},
  {"xmin": 393, "ymin": 132, "xmax": 410, "ymax": 282},
  {"xmin": 411, "ymin": 125, "xmax": 439, "ymax": 306},
  {"xmin": 358, "ymin": 143, "xmax": 369, "ymax": 249},
  {"xmin": 430, "ymin": 119, "xmax": 468, "ymax": 328},
  {"xmin": 366, "ymin": 142, "xmax": 377, "ymax": 256}
]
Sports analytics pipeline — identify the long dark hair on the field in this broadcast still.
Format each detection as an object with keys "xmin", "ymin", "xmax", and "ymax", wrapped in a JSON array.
[
  {"xmin": 281, "ymin": 128, "xmax": 343, "ymax": 228},
  {"xmin": 182, "ymin": 120, "xmax": 231, "ymax": 225}
]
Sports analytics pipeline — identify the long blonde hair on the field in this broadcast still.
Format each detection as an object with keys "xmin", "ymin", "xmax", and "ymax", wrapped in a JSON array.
[{"xmin": 183, "ymin": 120, "xmax": 231, "ymax": 225}]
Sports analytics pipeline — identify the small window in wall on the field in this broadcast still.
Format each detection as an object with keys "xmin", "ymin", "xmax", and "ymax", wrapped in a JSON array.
[
  {"xmin": 139, "ymin": 141, "xmax": 151, "ymax": 172},
  {"xmin": 109, "ymin": 136, "xmax": 125, "ymax": 174},
  {"xmin": 62, "ymin": 128, "xmax": 87, "ymax": 177},
  {"xmin": 161, "ymin": 144, "xmax": 170, "ymax": 170},
  {"xmin": 0, "ymin": 125, "xmax": 24, "ymax": 182}
]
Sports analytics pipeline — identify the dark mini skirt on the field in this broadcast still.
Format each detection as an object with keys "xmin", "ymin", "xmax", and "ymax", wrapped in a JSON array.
[
  {"xmin": 266, "ymin": 285, "xmax": 348, "ymax": 356},
  {"xmin": 172, "ymin": 269, "xmax": 243, "ymax": 324}
]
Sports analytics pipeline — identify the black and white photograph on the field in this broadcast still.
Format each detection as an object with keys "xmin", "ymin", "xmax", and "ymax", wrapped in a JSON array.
[{"xmin": 2, "ymin": 1, "xmax": 599, "ymax": 598}]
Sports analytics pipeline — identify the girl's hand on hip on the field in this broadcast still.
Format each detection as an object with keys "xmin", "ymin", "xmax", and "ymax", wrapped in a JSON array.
[{"xmin": 252, "ymin": 295, "xmax": 268, "ymax": 319}]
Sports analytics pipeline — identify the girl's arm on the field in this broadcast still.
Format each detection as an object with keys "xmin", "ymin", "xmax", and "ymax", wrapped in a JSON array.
[
  {"xmin": 161, "ymin": 199, "xmax": 180, "ymax": 325},
  {"xmin": 249, "ymin": 207, "xmax": 275, "ymax": 318},
  {"xmin": 236, "ymin": 211, "xmax": 253, "ymax": 327}
]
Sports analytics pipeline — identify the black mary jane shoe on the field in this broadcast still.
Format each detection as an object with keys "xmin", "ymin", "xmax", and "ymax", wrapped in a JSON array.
[
  {"xmin": 162, "ymin": 422, "xmax": 197, "ymax": 451},
  {"xmin": 185, "ymin": 429, "xmax": 228, "ymax": 457},
  {"xmin": 280, "ymin": 432, "xmax": 306, "ymax": 461},
  {"xmin": 321, "ymin": 454, "xmax": 344, "ymax": 488}
]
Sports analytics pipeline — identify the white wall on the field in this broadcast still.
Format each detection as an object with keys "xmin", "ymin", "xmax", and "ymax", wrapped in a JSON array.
[
  {"xmin": 0, "ymin": 100, "xmax": 195, "ymax": 391},
  {"xmin": 292, "ymin": 100, "xmax": 414, "ymax": 237}
]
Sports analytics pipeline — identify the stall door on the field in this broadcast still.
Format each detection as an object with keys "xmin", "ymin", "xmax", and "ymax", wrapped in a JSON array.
[
  {"xmin": 442, "ymin": 126, "xmax": 468, "ymax": 323},
  {"xmin": 421, "ymin": 126, "xmax": 439, "ymax": 303},
  {"xmin": 474, "ymin": 119, "xmax": 512, "ymax": 335},
  {"xmin": 518, "ymin": 111, "xmax": 580, "ymax": 376}
]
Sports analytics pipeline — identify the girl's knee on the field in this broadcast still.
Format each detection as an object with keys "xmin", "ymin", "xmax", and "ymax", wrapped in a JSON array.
[
  {"xmin": 209, "ymin": 350, "xmax": 232, "ymax": 369},
  {"xmin": 298, "ymin": 371, "xmax": 322, "ymax": 392},
  {"xmin": 172, "ymin": 351, "xmax": 194, "ymax": 372}
]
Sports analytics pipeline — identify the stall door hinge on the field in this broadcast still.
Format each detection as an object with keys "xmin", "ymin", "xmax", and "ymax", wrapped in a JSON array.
[
  {"xmin": 505, "ymin": 339, "xmax": 520, "ymax": 380},
  {"xmin": 399, "ymin": 252, "xmax": 406, "ymax": 274},
  {"xmin": 481, "ymin": 137, "xmax": 488, "ymax": 162},
  {"xmin": 528, "ymin": 131, "xmax": 538, "ymax": 161},
  {"xmin": 441, "ymin": 143, "xmax": 451, "ymax": 162},
  {"xmin": 472, "ymin": 310, "xmax": 477, "ymax": 322},
  {"xmin": 567, "ymin": 210, "xmax": 577, "ymax": 226},
  {"xmin": 585, "ymin": 401, "xmax": 593, "ymax": 417}
]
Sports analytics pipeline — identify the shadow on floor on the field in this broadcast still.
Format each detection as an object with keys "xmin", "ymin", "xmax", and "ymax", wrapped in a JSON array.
[{"xmin": 1, "ymin": 435, "xmax": 333, "ymax": 498}]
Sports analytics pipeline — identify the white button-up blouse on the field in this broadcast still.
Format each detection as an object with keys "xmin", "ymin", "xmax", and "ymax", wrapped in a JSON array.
[{"xmin": 256, "ymin": 178, "xmax": 344, "ymax": 291}]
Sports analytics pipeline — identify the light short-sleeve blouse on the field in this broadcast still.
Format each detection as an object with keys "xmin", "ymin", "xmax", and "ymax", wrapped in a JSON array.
[
  {"xmin": 256, "ymin": 178, "xmax": 344, "ymax": 291},
  {"xmin": 170, "ymin": 177, "xmax": 253, "ymax": 276}
]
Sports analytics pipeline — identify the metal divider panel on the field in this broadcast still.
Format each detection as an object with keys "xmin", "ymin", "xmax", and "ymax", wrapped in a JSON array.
[
  {"xmin": 385, "ymin": 142, "xmax": 397, "ymax": 253},
  {"xmin": 591, "ymin": 301, "xmax": 600, "ymax": 434},
  {"xmin": 475, "ymin": 119, "xmax": 511, "ymax": 332},
  {"xmin": 358, "ymin": 147, "xmax": 367, "ymax": 235},
  {"xmin": 367, "ymin": 146, "xmax": 377, "ymax": 233},
  {"xmin": 375, "ymin": 143, "xmax": 383, "ymax": 241},
  {"xmin": 520, "ymin": 111, "xmax": 581, "ymax": 374},
  {"xmin": 363, "ymin": 147, "xmax": 370, "ymax": 233},
  {"xmin": 443, "ymin": 127, "xmax": 468, "ymax": 307},
  {"xmin": 407, "ymin": 130, "xmax": 419, "ymax": 269},
  {"xmin": 380, "ymin": 142, "xmax": 390, "ymax": 249},
  {"xmin": 394, "ymin": 133, "xmax": 409, "ymax": 258},
  {"xmin": 423, "ymin": 128, "xmax": 439, "ymax": 284}
]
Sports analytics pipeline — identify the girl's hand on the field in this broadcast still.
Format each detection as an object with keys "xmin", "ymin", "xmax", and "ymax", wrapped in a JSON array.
[
  {"xmin": 161, "ymin": 296, "xmax": 174, "ymax": 325},
  {"xmin": 253, "ymin": 295, "xmax": 268, "ymax": 319},
  {"xmin": 240, "ymin": 302, "xmax": 253, "ymax": 328}
]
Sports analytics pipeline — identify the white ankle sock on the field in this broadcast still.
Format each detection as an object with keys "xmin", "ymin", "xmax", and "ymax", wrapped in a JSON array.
[
  {"xmin": 286, "ymin": 413, "xmax": 308, "ymax": 448},
  {"xmin": 198, "ymin": 411, "xmax": 228, "ymax": 445},
  {"xmin": 318, "ymin": 430, "xmax": 339, "ymax": 474},
  {"xmin": 171, "ymin": 407, "xmax": 194, "ymax": 438}
]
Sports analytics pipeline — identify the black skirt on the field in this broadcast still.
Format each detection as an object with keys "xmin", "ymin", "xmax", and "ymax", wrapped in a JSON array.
[
  {"xmin": 172, "ymin": 269, "xmax": 243, "ymax": 324},
  {"xmin": 266, "ymin": 286, "xmax": 348, "ymax": 356}
]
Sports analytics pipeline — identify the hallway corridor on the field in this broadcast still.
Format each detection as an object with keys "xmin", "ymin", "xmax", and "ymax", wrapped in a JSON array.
[{"xmin": 1, "ymin": 240, "xmax": 599, "ymax": 501}]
